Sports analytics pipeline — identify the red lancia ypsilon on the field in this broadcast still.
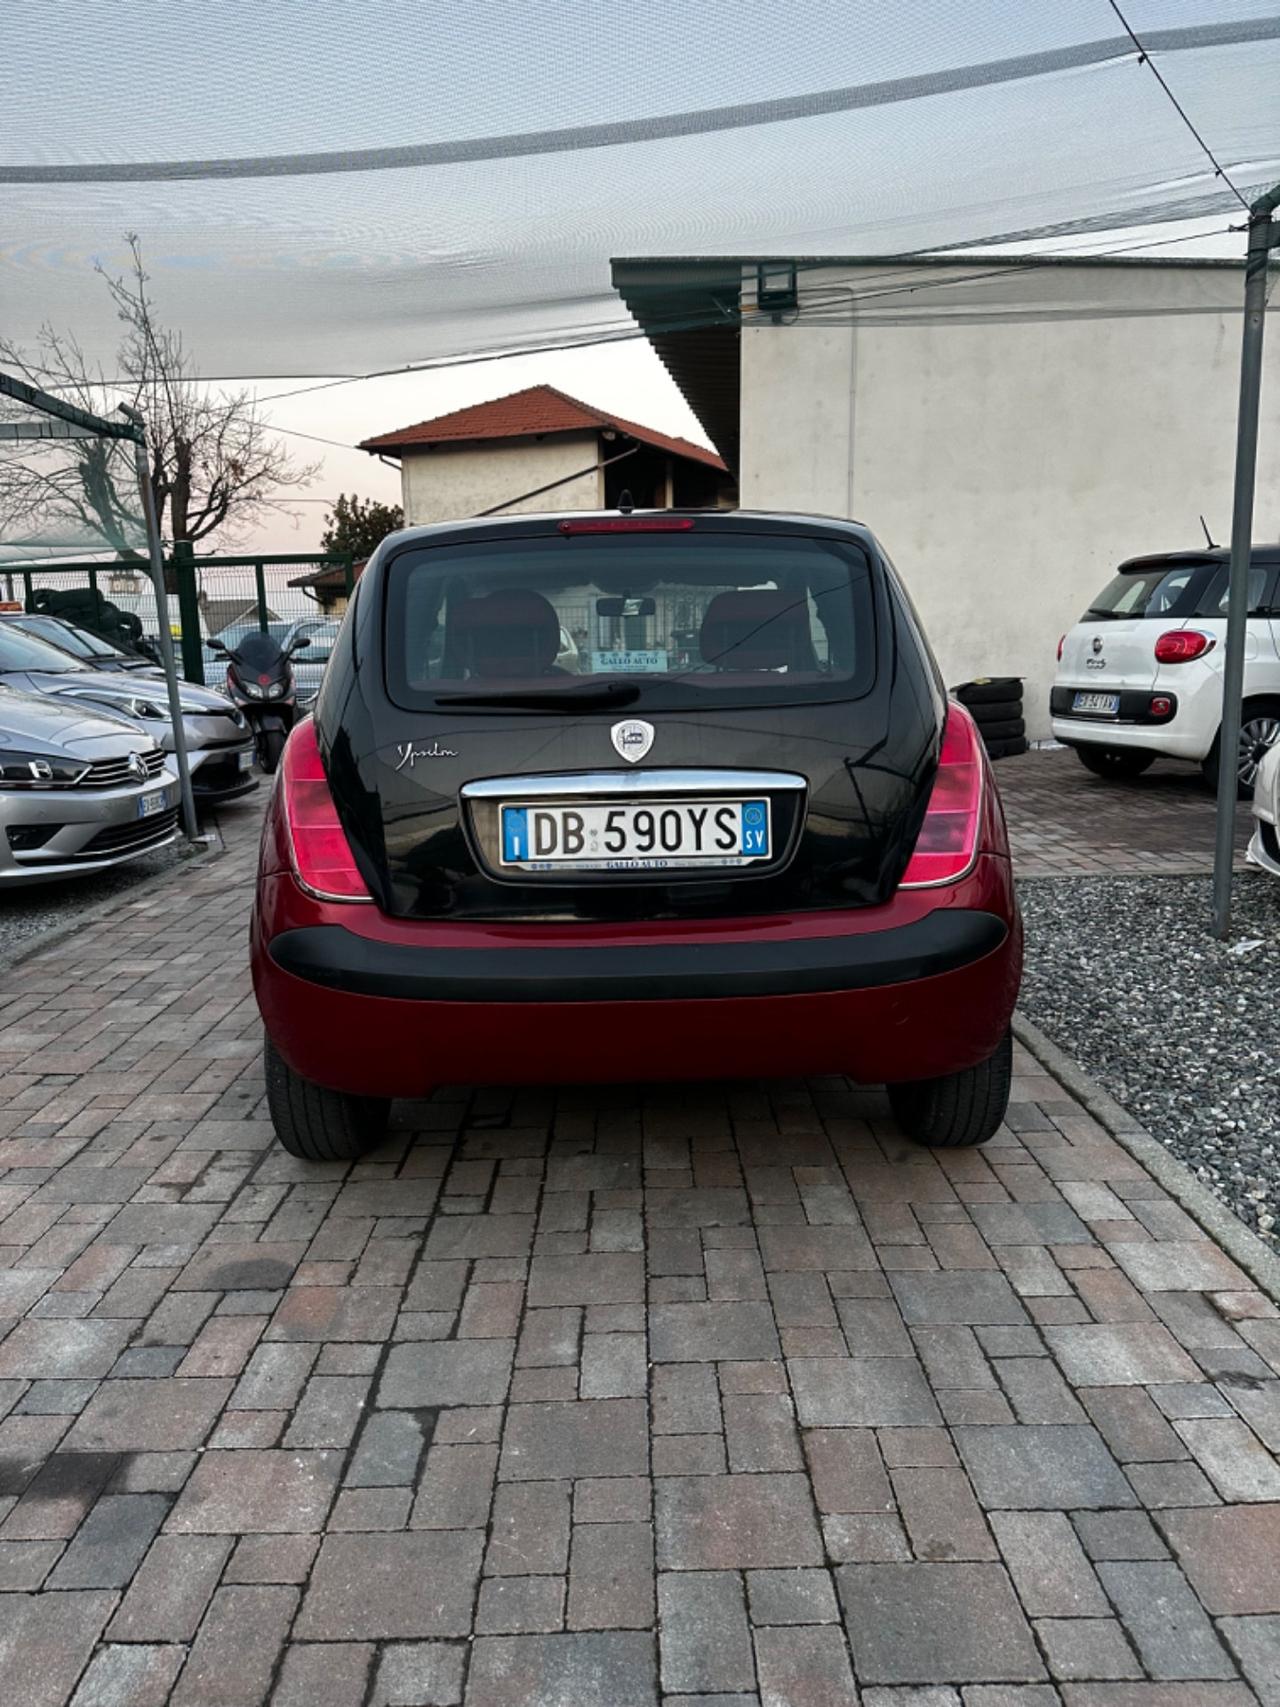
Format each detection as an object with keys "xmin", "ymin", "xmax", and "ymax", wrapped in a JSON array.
[{"xmin": 251, "ymin": 511, "xmax": 1022, "ymax": 1159}]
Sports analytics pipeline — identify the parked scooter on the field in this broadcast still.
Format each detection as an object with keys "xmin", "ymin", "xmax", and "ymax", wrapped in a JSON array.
[{"xmin": 209, "ymin": 631, "xmax": 310, "ymax": 773}]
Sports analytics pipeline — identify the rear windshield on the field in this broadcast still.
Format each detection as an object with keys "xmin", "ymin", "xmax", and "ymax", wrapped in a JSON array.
[
  {"xmin": 385, "ymin": 531, "xmax": 878, "ymax": 710},
  {"xmin": 1083, "ymin": 563, "xmax": 1209, "ymax": 621},
  {"xmin": 1083, "ymin": 559, "xmax": 1272, "ymax": 622}
]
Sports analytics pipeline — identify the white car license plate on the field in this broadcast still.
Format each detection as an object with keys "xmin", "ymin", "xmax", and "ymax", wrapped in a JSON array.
[
  {"xmin": 499, "ymin": 798, "xmax": 771, "ymax": 871},
  {"xmin": 1071, "ymin": 691, "xmax": 1121, "ymax": 716},
  {"xmin": 136, "ymin": 786, "xmax": 172, "ymax": 820},
  {"xmin": 238, "ymin": 749, "xmax": 255, "ymax": 771}
]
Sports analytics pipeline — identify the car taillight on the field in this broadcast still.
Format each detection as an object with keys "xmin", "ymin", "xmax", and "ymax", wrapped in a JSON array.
[
  {"xmin": 279, "ymin": 718, "xmax": 371, "ymax": 902},
  {"xmin": 1057, "ymin": 633, "xmax": 1066, "ymax": 661},
  {"xmin": 900, "ymin": 704, "xmax": 984, "ymax": 887},
  {"xmin": 1154, "ymin": 629, "xmax": 1214, "ymax": 663}
]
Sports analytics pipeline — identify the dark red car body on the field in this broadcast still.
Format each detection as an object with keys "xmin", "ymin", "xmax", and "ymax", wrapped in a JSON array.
[{"xmin": 250, "ymin": 510, "xmax": 1021, "ymax": 1145}]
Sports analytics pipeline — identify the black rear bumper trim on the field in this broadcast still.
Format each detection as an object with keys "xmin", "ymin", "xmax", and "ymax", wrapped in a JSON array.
[
  {"xmin": 268, "ymin": 909, "xmax": 1008, "ymax": 1004},
  {"xmin": 1050, "ymin": 686, "xmax": 1177, "ymax": 724}
]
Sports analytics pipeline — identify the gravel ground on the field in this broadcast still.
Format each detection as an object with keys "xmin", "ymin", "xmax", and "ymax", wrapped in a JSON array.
[
  {"xmin": 0, "ymin": 831, "xmax": 202, "ymax": 966},
  {"xmin": 1020, "ymin": 871, "xmax": 1280, "ymax": 1250}
]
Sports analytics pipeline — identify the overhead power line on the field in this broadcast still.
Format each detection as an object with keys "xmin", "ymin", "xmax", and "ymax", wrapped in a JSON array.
[
  {"xmin": 254, "ymin": 221, "xmax": 1242, "ymax": 453},
  {"xmin": 1105, "ymin": 0, "xmax": 1251, "ymax": 214}
]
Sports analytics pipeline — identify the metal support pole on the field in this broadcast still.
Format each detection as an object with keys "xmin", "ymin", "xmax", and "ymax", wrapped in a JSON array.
[
  {"xmin": 255, "ymin": 563, "xmax": 269, "ymax": 633},
  {"xmin": 121, "ymin": 410, "xmax": 199, "ymax": 843},
  {"xmin": 1211, "ymin": 186, "xmax": 1279, "ymax": 938},
  {"xmin": 173, "ymin": 541, "xmax": 205, "ymax": 685}
]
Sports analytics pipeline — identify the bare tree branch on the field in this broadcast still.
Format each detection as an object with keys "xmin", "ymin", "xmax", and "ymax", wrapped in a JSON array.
[{"xmin": 1, "ymin": 235, "xmax": 319, "ymax": 556}]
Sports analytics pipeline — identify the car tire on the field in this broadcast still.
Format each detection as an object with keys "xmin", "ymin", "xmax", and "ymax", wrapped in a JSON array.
[
  {"xmin": 260, "ymin": 728, "xmax": 286, "ymax": 774},
  {"xmin": 263, "ymin": 1037, "xmax": 389, "ymax": 1161},
  {"xmin": 954, "ymin": 678, "xmax": 1022, "ymax": 707},
  {"xmin": 1074, "ymin": 746, "xmax": 1156, "ymax": 780},
  {"xmin": 1201, "ymin": 697, "xmax": 1280, "ymax": 799},
  {"xmin": 984, "ymin": 735, "xmax": 1029, "ymax": 760},
  {"xmin": 968, "ymin": 697, "xmax": 1023, "ymax": 725},
  {"xmin": 887, "ymin": 1030, "xmax": 1012, "ymax": 1148},
  {"xmin": 978, "ymin": 717, "xmax": 1025, "ymax": 743}
]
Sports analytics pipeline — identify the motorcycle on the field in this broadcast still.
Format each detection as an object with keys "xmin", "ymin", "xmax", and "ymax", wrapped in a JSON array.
[{"xmin": 209, "ymin": 631, "xmax": 311, "ymax": 773}]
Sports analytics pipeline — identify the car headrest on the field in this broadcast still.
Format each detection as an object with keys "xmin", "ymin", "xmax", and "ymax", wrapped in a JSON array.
[
  {"xmin": 700, "ymin": 589, "xmax": 807, "ymax": 671},
  {"xmin": 451, "ymin": 589, "xmax": 561, "ymax": 677}
]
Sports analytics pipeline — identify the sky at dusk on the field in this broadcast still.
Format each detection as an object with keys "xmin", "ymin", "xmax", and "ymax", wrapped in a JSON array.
[{"xmin": 237, "ymin": 337, "xmax": 706, "ymax": 555}]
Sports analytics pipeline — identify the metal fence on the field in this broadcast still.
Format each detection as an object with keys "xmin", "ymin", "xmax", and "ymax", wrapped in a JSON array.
[{"xmin": 1, "ymin": 549, "xmax": 355, "ymax": 686}]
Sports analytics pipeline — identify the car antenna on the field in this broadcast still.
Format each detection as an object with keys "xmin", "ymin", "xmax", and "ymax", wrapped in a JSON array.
[
  {"xmin": 1199, "ymin": 514, "xmax": 1217, "ymax": 548},
  {"xmin": 617, "ymin": 490, "xmax": 634, "ymax": 515}
]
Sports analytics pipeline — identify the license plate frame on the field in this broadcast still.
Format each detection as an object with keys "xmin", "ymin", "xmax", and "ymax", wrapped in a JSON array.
[
  {"xmin": 136, "ymin": 786, "xmax": 172, "ymax": 820},
  {"xmin": 1071, "ymin": 690, "xmax": 1121, "ymax": 716},
  {"xmin": 498, "ymin": 797, "xmax": 771, "ymax": 873}
]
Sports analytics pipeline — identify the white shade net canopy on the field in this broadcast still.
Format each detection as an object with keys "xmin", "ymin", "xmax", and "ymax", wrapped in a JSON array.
[{"xmin": 3, "ymin": 0, "xmax": 1278, "ymax": 378}]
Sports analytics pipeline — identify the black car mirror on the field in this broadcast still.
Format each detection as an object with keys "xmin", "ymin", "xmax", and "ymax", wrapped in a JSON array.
[{"xmin": 288, "ymin": 637, "xmax": 312, "ymax": 652}]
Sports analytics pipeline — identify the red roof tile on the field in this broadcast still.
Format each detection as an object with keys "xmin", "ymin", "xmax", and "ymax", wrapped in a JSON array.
[{"xmin": 358, "ymin": 384, "xmax": 725, "ymax": 470}]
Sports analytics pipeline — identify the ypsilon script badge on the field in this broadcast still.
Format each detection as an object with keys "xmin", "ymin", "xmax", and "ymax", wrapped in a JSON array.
[{"xmin": 611, "ymin": 719, "xmax": 654, "ymax": 764}]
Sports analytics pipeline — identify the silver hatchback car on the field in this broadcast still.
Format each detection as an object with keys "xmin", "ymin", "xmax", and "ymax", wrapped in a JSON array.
[
  {"xmin": 0, "ymin": 686, "xmax": 179, "ymax": 886},
  {"xmin": 0, "ymin": 620, "xmax": 257, "ymax": 806}
]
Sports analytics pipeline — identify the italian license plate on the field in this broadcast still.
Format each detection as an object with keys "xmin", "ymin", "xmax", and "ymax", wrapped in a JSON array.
[
  {"xmin": 1071, "ymin": 691, "xmax": 1121, "ymax": 716},
  {"xmin": 136, "ymin": 787, "xmax": 172, "ymax": 820},
  {"xmin": 499, "ymin": 798, "xmax": 771, "ymax": 872},
  {"xmin": 238, "ymin": 749, "xmax": 255, "ymax": 771}
]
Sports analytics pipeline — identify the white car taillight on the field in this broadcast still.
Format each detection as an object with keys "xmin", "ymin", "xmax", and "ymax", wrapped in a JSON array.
[{"xmin": 1154, "ymin": 629, "xmax": 1214, "ymax": 664}]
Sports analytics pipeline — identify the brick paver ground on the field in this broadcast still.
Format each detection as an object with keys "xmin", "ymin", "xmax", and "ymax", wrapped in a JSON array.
[
  {"xmin": 999, "ymin": 748, "xmax": 1253, "ymax": 877},
  {"xmin": 0, "ymin": 774, "xmax": 1277, "ymax": 1705}
]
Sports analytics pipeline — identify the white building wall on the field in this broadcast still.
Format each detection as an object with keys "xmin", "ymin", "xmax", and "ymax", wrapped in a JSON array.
[
  {"xmin": 739, "ymin": 264, "xmax": 1280, "ymax": 738},
  {"xmin": 399, "ymin": 433, "xmax": 602, "ymax": 525}
]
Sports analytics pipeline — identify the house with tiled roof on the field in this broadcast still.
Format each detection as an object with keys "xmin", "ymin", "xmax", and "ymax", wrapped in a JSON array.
[{"xmin": 358, "ymin": 384, "xmax": 735, "ymax": 524}]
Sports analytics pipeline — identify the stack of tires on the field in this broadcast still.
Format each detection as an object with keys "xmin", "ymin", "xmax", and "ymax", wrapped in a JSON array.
[{"xmin": 954, "ymin": 677, "xmax": 1027, "ymax": 760}]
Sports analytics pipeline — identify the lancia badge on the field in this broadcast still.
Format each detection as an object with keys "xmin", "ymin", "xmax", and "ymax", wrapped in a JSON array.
[{"xmin": 611, "ymin": 719, "xmax": 654, "ymax": 764}]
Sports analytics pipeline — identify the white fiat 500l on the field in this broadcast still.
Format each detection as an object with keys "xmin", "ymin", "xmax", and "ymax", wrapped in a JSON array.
[
  {"xmin": 1249, "ymin": 738, "xmax": 1280, "ymax": 878},
  {"xmin": 1051, "ymin": 548, "xmax": 1280, "ymax": 795}
]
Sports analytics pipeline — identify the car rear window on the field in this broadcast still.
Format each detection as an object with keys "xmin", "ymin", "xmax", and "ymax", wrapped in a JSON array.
[
  {"xmin": 1083, "ymin": 563, "xmax": 1210, "ymax": 621},
  {"xmin": 1195, "ymin": 565, "xmax": 1269, "ymax": 617},
  {"xmin": 385, "ymin": 530, "xmax": 878, "ymax": 711}
]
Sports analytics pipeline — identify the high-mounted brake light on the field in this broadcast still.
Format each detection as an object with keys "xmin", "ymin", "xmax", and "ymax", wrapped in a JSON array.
[
  {"xmin": 900, "ymin": 703, "xmax": 985, "ymax": 888},
  {"xmin": 1154, "ymin": 629, "xmax": 1214, "ymax": 664},
  {"xmin": 558, "ymin": 517, "xmax": 695, "ymax": 534},
  {"xmin": 279, "ymin": 719, "xmax": 371, "ymax": 902}
]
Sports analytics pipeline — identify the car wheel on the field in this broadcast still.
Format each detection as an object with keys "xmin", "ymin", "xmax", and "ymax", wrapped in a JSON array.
[
  {"xmin": 263, "ymin": 1037, "xmax": 389, "ymax": 1160},
  {"xmin": 260, "ymin": 728, "xmax": 287, "ymax": 774},
  {"xmin": 887, "ymin": 1030, "xmax": 1012, "ymax": 1148},
  {"xmin": 1074, "ymin": 746, "xmax": 1156, "ymax": 780},
  {"xmin": 1202, "ymin": 698, "xmax": 1280, "ymax": 798}
]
